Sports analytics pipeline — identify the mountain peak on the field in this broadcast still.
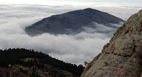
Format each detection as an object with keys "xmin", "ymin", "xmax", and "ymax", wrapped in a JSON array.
[
  {"xmin": 84, "ymin": 8, "xmax": 93, "ymax": 10},
  {"xmin": 25, "ymin": 8, "xmax": 124, "ymax": 36},
  {"xmin": 81, "ymin": 10, "xmax": 142, "ymax": 77}
]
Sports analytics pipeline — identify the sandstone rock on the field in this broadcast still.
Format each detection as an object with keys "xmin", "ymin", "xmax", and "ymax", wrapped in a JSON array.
[{"xmin": 81, "ymin": 10, "xmax": 142, "ymax": 77}]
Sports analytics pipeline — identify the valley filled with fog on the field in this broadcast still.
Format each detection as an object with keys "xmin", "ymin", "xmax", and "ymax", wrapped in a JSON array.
[{"xmin": 0, "ymin": 3, "xmax": 141, "ymax": 64}]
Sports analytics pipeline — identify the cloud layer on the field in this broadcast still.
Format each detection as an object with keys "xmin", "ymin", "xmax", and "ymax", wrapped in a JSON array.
[{"xmin": 0, "ymin": 3, "xmax": 141, "ymax": 65}]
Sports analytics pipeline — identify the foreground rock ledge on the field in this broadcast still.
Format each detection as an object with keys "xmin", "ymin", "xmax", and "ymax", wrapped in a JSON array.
[{"xmin": 81, "ymin": 10, "xmax": 142, "ymax": 77}]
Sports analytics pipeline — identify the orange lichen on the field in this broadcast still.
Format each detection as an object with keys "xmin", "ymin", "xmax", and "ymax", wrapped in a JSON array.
[
  {"xmin": 105, "ymin": 51, "xmax": 112, "ymax": 54},
  {"xmin": 117, "ymin": 65, "xmax": 123, "ymax": 68},
  {"xmin": 114, "ymin": 72, "xmax": 122, "ymax": 76}
]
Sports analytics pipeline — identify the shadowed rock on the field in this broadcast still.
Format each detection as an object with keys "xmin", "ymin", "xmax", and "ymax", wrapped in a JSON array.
[{"xmin": 81, "ymin": 10, "xmax": 142, "ymax": 77}]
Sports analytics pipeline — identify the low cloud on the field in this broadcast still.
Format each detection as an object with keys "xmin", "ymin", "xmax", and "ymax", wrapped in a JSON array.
[
  {"xmin": 0, "ymin": 3, "xmax": 141, "ymax": 65},
  {"xmin": 80, "ymin": 22, "xmax": 123, "ymax": 37}
]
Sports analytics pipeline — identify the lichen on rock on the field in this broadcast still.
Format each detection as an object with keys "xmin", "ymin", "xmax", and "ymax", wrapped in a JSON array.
[{"xmin": 81, "ymin": 10, "xmax": 142, "ymax": 77}]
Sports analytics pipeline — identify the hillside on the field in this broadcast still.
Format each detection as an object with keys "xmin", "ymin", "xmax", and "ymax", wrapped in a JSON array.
[
  {"xmin": 0, "ymin": 48, "xmax": 84, "ymax": 77},
  {"xmin": 25, "ymin": 8, "xmax": 124, "ymax": 35}
]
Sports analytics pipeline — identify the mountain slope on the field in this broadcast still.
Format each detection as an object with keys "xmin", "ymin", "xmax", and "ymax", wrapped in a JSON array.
[
  {"xmin": 81, "ymin": 10, "xmax": 142, "ymax": 77},
  {"xmin": 25, "ymin": 8, "xmax": 124, "ymax": 35},
  {"xmin": 0, "ymin": 48, "xmax": 84, "ymax": 77}
]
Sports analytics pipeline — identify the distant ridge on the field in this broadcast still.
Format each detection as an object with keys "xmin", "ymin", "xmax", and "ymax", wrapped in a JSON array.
[{"xmin": 25, "ymin": 8, "xmax": 124, "ymax": 35}]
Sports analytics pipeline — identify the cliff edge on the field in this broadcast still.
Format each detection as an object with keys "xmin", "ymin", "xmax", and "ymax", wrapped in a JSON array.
[{"xmin": 81, "ymin": 10, "xmax": 142, "ymax": 77}]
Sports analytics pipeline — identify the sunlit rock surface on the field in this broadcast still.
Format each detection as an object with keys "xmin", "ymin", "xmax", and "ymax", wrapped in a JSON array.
[{"xmin": 81, "ymin": 10, "xmax": 142, "ymax": 77}]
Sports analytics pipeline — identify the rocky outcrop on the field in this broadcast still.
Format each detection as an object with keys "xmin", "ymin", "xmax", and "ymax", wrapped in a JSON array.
[{"xmin": 81, "ymin": 10, "xmax": 142, "ymax": 77}]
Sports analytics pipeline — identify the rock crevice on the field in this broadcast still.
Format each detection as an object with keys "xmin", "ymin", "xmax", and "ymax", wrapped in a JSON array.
[{"xmin": 81, "ymin": 10, "xmax": 142, "ymax": 77}]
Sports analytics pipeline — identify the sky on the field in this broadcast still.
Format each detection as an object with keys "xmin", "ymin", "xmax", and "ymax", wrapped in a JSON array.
[
  {"xmin": 0, "ymin": 1, "xmax": 142, "ymax": 65},
  {"xmin": 0, "ymin": 0, "xmax": 142, "ymax": 4}
]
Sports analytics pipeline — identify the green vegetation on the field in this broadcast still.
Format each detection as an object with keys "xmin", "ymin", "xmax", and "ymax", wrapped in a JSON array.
[{"xmin": 0, "ymin": 48, "xmax": 84, "ymax": 76}]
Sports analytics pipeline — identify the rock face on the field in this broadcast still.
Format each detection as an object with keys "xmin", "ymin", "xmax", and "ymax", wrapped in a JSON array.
[
  {"xmin": 81, "ymin": 10, "xmax": 142, "ymax": 77},
  {"xmin": 25, "ymin": 8, "xmax": 124, "ymax": 35}
]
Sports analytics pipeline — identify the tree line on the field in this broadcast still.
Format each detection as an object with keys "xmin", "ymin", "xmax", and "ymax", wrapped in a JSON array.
[{"xmin": 0, "ymin": 48, "xmax": 84, "ymax": 76}]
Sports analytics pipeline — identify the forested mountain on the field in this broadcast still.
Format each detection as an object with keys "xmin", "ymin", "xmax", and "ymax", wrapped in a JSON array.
[
  {"xmin": 0, "ymin": 48, "xmax": 84, "ymax": 77},
  {"xmin": 25, "ymin": 8, "xmax": 124, "ymax": 35}
]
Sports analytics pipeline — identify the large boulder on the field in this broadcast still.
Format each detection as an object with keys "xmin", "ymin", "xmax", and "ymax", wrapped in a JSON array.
[{"xmin": 81, "ymin": 10, "xmax": 142, "ymax": 77}]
